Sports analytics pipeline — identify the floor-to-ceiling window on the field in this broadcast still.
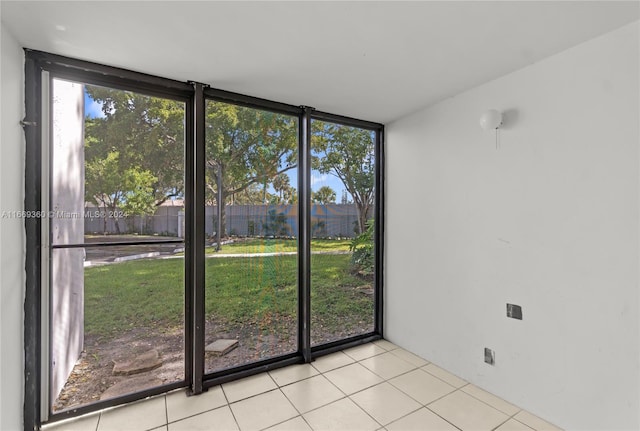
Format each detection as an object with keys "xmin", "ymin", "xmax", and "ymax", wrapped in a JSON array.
[
  {"xmin": 310, "ymin": 119, "xmax": 377, "ymax": 347},
  {"xmin": 45, "ymin": 77, "xmax": 190, "ymax": 415},
  {"xmin": 23, "ymin": 51, "xmax": 383, "ymax": 428},
  {"xmin": 203, "ymin": 99, "xmax": 300, "ymax": 374}
]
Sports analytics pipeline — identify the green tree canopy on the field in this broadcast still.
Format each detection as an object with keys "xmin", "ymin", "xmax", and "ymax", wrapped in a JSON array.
[
  {"xmin": 205, "ymin": 101, "xmax": 298, "ymax": 236},
  {"xmin": 84, "ymin": 149, "xmax": 157, "ymax": 233},
  {"xmin": 84, "ymin": 85, "xmax": 185, "ymax": 211},
  {"xmin": 311, "ymin": 121, "xmax": 375, "ymax": 234}
]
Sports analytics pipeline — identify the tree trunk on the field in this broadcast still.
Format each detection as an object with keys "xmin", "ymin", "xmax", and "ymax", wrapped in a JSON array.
[
  {"xmin": 216, "ymin": 190, "xmax": 227, "ymax": 251},
  {"xmin": 112, "ymin": 204, "xmax": 121, "ymax": 235},
  {"xmin": 356, "ymin": 202, "xmax": 367, "ymax": 235},
  {"xmin": 220, "ymin": 194, "xmax": 227, "ymax": 236},
  {"xmin": 214, "ymin": 165, "xmax": 226, "ymax": 251}
]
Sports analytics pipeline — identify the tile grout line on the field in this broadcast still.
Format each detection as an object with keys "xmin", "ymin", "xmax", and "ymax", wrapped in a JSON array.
[
  {"xmin": 423, "ymin": 384, "xmax": 516, "ymax": 431},
  {"xmin": 163, "ymin": 395, "xmax": 168, "ymax": 430},
  {"xmin": 344, "ymin": 395, "xmax": 385, "ymax": 430},
  {"xmin": 421, "ymin": 366, "xmax": 468, "ymax": 389},
  {"xmin": 372, "ymin": 340, "xmax": 399, "ymax": 352},
  {"xmin": 165, "ymin": 404, "xmax": 230, "ymax": 428},
  {"xmin": 357, "ymin": 353, "xmax": 420, "ymax": 380},
  {"xmin": 312, "ymin": 344, "xmax": 537, "ymax": 431},
  {"xmin": 376, "ymin": 405, "xmax": 426, "ymax": 430},
  {"xmin": 324, "ymin": 362, "xmax": 382, "ymax": 398},
  {"xmin": 177, "ymin": 377, "xmax": 531, "ymax": 431},
  {"xmin": 269, "ymin": 367, "xmax": 320, "ymax": 389},
  {"xmin": 354, "ymin": 352, "xmax": 463, "ymax": 431},
  {"xmin": 501, "ymin": 414, "xmax": 541, "ymax": 431},
  {"xmin": 342, "ymin": 348, "xmax": 388, "ymax": 362},
  {"xmin": 222, "ymin": 381, "xmax": 279, "ymax": 405},
  {"xmin": 459, "ymin": 383, "xmax": 525, "ymax": 417},
  {"xmin": 280, "ymin": 355, "xmax": 384, "ymax": 429},
  {"xmin": 385, "ymin": 373, "xmax": 453, "ymax": 408},
  {"xmin": 264, "ymin": 368, "xmax": 302, "ymax": 428},
  {"xmin": 422, "ymin": 404, "xmax": 464, "ymax": 431},
  {"xmin": 368, "ymin": 364, "xmax": 421, "ymax": 381},
  {"xmin": 391, "ymin": 351, "xmax": 539, "ymax": 429},
  {"xmin": 279, "ymin": 374, "xmax": 349, "ymax": 414},
  {"xmin": 46, "ymin": 342, "xmax": 557, "ymax": 431},
  {"xmin": 316, "ymin": 353, "xmax": 385, "ymax": 430},
  {"xmin": 169, "ymin": 383, "xmax": 253, "ymax": 425},
  {"xmin": 491, "ymin": 417, "xmax": 511, "ymax": 431},
  {"xmin": 220, "ymin": 383, "xmax": 242, "ymax": 431},
  {"xmin": 298, "ymin": 414, "xmax": 314, "ymax": 431}
]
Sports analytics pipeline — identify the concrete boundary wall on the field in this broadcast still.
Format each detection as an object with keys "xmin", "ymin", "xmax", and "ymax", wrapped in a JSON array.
[{"xmin": 85, "ymin": 203, "xmax": 361, "ymax": 238}]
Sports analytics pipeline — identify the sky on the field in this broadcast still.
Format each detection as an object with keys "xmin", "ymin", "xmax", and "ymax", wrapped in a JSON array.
[
  {"xmin": 84, "ymin": 90, "xmax": 105, "ymax": 119},
  {"xmin": 285, "ymin": 170, "xmax": 349, "ymax": 203},
  {"xmin": 84, "ymin": 88, "xmax": 351, "ymax": 203}
]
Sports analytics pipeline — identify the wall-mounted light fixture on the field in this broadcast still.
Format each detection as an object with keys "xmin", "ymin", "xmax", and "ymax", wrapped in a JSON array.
[
  {"xmin": 479, "ymin": 109, "xmax": 503, "ymax": 130},
  {"xmin": 479, "ymin": 109, "xmax": 503, "ymax": 148}
]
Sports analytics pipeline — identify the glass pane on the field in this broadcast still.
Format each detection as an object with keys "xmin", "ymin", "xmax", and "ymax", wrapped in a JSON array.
[
  {"xmin": 204, "ymin": 100, "xmax": 298, "ymax": 373},
  {"xmin": 310, "ymin": 120, "xmax": 376, "ymax": 346},
  {"xmin": 51, "ymin": 245, "xmax": 185, "ymax": 411},
  {"xmin": 50, "ymin": 79, "xmax": 186, "ymax": 412},
  {"xmin": 52, "ymin": 81, "xmax": 187, "ymax": 245}
]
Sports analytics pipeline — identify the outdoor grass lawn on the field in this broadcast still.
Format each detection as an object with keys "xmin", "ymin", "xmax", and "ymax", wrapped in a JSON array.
[{"xmin": 84, "ymin": 242, "xmax": 373, "ymax": 340}]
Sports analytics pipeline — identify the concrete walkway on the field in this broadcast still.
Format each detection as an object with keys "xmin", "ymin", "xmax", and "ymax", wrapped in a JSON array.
[
  {"xmin": 85, "ymin": 250, "xmax": 350, "ymax": 267},
  {"xmin": 204, "ymin": 250, "xmax": 350, "ymax": 258}
]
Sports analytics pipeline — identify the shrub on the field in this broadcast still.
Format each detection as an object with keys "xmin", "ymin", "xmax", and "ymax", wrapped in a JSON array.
[{"xmin": 349, "ymin": 219, "xmax": 374, "ymax": 276}]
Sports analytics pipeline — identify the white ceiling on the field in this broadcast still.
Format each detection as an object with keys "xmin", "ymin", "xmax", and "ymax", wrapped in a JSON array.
[{"xmin": 2, "ymin": 1, "xmax": 638, "ymax": 123}]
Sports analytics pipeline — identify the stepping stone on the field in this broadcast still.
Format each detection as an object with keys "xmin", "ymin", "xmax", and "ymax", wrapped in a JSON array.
[
  {"xmin": 100, "ymin": 376, "xmax": 164, "ymax": 400},
  {"xmin": 205, "ymin": 339, "xmax": 239, "ymax": 356},
  {"xmin": 112, "ymin": 349, "xmax": 163, "ymax": 376}
]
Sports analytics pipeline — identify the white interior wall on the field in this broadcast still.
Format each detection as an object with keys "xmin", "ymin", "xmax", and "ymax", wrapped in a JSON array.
[
  {"xmin": 1, "ymin": 22, "xmax": 26, "ymax": 431},
  {"xmin": 385, "ymin": 21, "xmax": 639, "ymax": 430}
]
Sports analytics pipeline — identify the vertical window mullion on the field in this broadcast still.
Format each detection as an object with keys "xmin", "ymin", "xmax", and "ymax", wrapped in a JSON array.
[
  {"xmin": 192, "ymin": 82, "xmax": 206, "ymax": 395},
  {"xmin": 183, "ymin": 93, "xmax": 196, "ymax": 392},
  {"xmin": 374, "ymin": 127, "xmax": 385, "ymax": 336},
  {"xmin": 298, "ymin": 106, "xmax": 313, "ymax": 362}
]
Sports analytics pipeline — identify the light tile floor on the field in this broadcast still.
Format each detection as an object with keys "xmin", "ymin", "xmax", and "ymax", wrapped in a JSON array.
[{"xmin": 44, "ymin": 341, "xmax": 563, "ymax": 431}]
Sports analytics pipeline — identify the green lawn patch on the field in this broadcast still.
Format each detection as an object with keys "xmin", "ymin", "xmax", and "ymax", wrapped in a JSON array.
[
  {"xmin": 84, "ymin": 258, "xmax": 185, "ymax": 338},
  {"xmin": 84, "ymin": 251, "xmax": 373, "ymax": 340}
]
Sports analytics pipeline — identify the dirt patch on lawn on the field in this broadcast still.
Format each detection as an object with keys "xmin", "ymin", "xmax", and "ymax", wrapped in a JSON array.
[
  {"xmin": 52, "ymin": 328, "xmax": 184, "ymax": 412},
  {"xmin": 52, "ymin": 317, "xmax": 371, "ymax": 413}
]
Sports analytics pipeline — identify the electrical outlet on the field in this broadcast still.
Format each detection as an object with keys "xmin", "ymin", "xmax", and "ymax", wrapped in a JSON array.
[
  {"xmin": 484, "ymin": 348, "xmax": 495, "ymax": 365},
  {"xmin": 507, "ymin": 303, "xmax": 522, "ymax": 320}
]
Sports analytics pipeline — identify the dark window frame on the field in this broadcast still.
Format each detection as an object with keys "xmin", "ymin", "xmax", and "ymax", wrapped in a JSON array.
[
  {"xmin": 24, "ymin": 51, "xmax": 196, "ymax": 428},
  {"xmin": 23, "ymin": 50, "xmax": 384, "ymax": 430}
]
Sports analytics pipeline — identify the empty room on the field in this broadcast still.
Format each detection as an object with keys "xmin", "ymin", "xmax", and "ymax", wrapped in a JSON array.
[{"xmin": 1, "ymin": 1, "xmax": 639, "ymax": 430}]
